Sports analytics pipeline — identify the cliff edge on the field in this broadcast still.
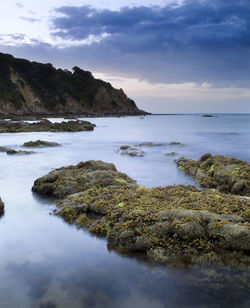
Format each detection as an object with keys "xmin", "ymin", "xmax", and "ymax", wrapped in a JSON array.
[{"xmin": 0, "ymin": 53, "xmax": 147, "ymax": 116}]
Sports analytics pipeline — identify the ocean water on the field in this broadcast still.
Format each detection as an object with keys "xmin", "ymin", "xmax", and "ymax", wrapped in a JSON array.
[{"xmin": 0, "ymin": 114, "xmax": 249, "ymax": 308}]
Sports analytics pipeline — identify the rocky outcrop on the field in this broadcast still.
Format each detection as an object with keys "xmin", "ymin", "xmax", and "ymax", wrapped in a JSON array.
[
  {"xmin": 0, "ymin": 119, "xmax": 94, "ymax": 133},
  {"xmin": 23, "ymin": 140, "xmax": 61, "ymax": 147},
  {"xmin": 33, "ymin": 160, "xmax": 250, "ymax": 267},
  {"xmin": 0, "ymin": 52, "xmax": 147, "ymax": 116},
  {"xmin": 0, "ymin": 197, "xmax": 4, "ymax": 215},
  {"xmin": 32, "ymin": 160, "xmax": 136, "ymax": 198},
  {"xmin": 177, "ymin": 154, "xmax": 250, "ymax": 196}
]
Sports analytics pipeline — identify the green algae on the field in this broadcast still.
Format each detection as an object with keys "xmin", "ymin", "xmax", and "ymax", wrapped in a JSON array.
[
  {"xmin": 178, "ymin": 166, "xmax": 185, "ymax": 172},
  {"xmin": 177, "ymin": 154, "xmax": 250, "ymax": 196}
]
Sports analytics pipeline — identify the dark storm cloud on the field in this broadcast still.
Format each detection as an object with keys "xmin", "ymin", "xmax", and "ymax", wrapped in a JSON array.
[
  {"xmin": 2, "ymin": 0, "xmax": 250, "ymax": 87},
  {"xmin": 47, "ymin": 0, "xmax": 250, "ymax": 86},
  {"xmin": 53, "ymin": 0, "xmax": 250, "ymax": 49}
]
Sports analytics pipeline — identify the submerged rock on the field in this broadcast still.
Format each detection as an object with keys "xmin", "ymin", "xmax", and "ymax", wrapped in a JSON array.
[
  {"xmin": 137, "ymin": 142, "xmax": 163, "ymax": 147},
  {"xmin": 0, "ymin": 146, "xmax": 34, "ymax": 155},
  {"xmin": 169, "ymin": 141, "xmax": 185, "ymax": 146},
  {"xmin": 165, "ymin": 152, "xmax": 177, "ymax": 156},
  {"xmin": 0, "ymin": 146, "xmax": 10, "ymax": 152},
  {"xmin": 6, "ymin": 149, "xmax": 35, "ymax": 155},
  {"xmin": 32, "ymin": 160, "xmax": 136, "ymax": 198},
  {"xmin": 0, "ymin": 119, "xmax": 95, "ymax": 133},
  {"xmin": 0, "ymin": 197, "xmax": 4, "ymax": 215},
  {"xmin": 177, "ymin": 154, "xmax": 250, "ymax": 196},
  {"xmin": 33, "ymin": 160, "xmax": 250, "ymax": 267},
  {"xmin": 23, "ymin": 140, "xmax": 61, "ymax": 147},
  {"xmin": 117, "ymin": 145, "xmax": 144, "ymax": 157}
]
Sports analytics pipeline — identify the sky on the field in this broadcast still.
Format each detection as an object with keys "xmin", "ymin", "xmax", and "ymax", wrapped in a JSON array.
[{"xmin": 0, "ymin": 0, "xmax": 249, "ymax": 113}]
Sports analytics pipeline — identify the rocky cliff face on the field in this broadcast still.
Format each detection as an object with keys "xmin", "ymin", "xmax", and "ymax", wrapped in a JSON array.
[{"xmin": 0, "ymin": 53, "xmax": 146, "ymax": 116}]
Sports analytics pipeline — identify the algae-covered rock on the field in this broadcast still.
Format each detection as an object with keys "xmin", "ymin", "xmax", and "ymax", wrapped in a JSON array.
[
  {"xmin": 51, "ymin": 178, "xmax": 250, "ymax": 266},
  {"xmin": 177, "ymin": 154, "xmax": 250, "ymax": 196},
  {"xmin": 0, "ymin": 119, "xmax": 94, "ymax": 133},
  {"xmin": 0, "ymin": 197, "xmax": 4, "ymax": 215},
  {"xmin": 32, "ymin": 160, "xmax": 136, "ymax": 198},
  {"xmin": 23, "ymin": 140, "xmax": 61, "ymax": 147},
  {"xmin": 33, "ymin": 160, "xmax": 250, "ymax": 267}
]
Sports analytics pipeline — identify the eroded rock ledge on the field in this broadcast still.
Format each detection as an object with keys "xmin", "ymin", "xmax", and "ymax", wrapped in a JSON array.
[
  {"xmin": 177, "ymin": 154, "xmax": 250, "ymax": 196},
  {"xmin": 32, "ymin": 160, "xmax": 250, "ymax": 267},
  {"xmin": 0, "ymin": 119, "xmax": 95, "ymax": 133}
]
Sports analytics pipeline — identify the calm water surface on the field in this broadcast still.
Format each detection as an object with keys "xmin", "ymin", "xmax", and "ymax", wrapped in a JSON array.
[{"xmin": 0, "ymin": 114, "xmax": 249, "ymax": 307}]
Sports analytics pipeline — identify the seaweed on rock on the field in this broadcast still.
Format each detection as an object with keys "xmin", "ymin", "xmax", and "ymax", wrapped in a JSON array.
[
  {"xmin": 177, "ymin": 154, "xmax": 250, "ymax": 196},
  {"xmin": 33, "ymin": 160, "xmax": 250, "ymax": 267}
]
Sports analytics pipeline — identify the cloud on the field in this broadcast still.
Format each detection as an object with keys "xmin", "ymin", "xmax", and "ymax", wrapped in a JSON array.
[
  {"xmin": 1, "ymin": 0, "xmax": 250, "ymax": 88},
  {"xmin": 21, "ymin": 17, "xmax": 39, "ymax": 23},
  {"xmin": 16, "ymin": 3, "xmax": 24, "ymax": 9},
  {"xmin": 47, "ymin": 0, "xmax": 250, "ymax": 87}
]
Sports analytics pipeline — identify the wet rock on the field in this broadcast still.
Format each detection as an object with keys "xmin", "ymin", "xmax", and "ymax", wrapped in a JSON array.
[
  {"xmin": 177, "ymin": 154, "xmax": 250, "ymax": 196},
  {"xmin": 0, "ymin": 197, "xmax": 4, "ymax": 215},
  {"xmin": 169, "ymin": 141, "xmax": 185, "ymax": 146},
  {"xmin": 0, "ymin": 146, "xmax": 11, "ymax": 152},
  {"xmin": 23, "ymin": 140, "xmax": 61, "ymax": 147},
  {"xmin": 137, "ymin": 142, "xmax": 163, "ymax": 147},
  {"xmin": 32, "ymin": 160, "xmax": 136, "ymax": 198},
  {"xmin": 33, "ymin": 161, "xmax": 250, "ymax": 267},
  {"xmin": 117, "ymin": 145, "xmax": 144, "ymax": 157},
  {"xmin": 0, "ymin": 119, "xmax": 95, "ymax": 133},
  {"xmin": 0, "ymin": 146, "xmax": 34, "ymax": 155},
  {"xmin": 6, "ymin": 149, "xmax": 35, "ymax": 155},
  {"xmin": 165, "ymin": 152, "xmax": 177, "ymax": 156}
]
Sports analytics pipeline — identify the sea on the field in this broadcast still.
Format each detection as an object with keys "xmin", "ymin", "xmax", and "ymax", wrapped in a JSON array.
[{"xmin": 0, "ymin": 114, "xmax": 249, "ymax": 308}]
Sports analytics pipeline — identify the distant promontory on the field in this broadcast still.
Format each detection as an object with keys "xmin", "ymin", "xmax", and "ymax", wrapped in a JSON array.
[{"xmin": 0, "ymin": 52, "xmax": 147, "ymax": 116}]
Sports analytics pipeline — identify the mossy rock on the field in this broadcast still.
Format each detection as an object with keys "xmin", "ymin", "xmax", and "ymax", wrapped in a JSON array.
[
  {"xmin": 33, "ymin": 160, "xmax": 250, "ymax": 267},
  {"xmin": 32, "ymin": 160, "xmax": 136, "ymax": 198},
  {"xmin": 51, "ymin": 178, "xmax": 250, "ymax": 266},
  {"xmin": 177, "ymin": 154, "xmax": 250, "ymax": 196},
  {"xmin": 0, "ymin": 119, "xmax": 94, "ymax": 133}
]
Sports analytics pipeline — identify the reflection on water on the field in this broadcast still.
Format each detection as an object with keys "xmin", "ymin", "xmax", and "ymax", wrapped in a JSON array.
[{"xmin": 0, "ymin": 114, "xmax": 250, "ymax": 307}]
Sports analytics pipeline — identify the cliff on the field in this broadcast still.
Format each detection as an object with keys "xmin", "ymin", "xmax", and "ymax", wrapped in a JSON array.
[{"xmin": 0, "ymin": 52, "xmax": 146, "ymax": 116}]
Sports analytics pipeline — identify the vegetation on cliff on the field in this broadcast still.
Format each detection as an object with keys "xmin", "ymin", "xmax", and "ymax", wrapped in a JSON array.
[{"xmin": 0, "ymin": 52, "xmax": 145, "ymax": 115}]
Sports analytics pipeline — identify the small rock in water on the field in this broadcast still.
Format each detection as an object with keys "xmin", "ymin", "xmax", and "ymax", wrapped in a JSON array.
[
  {"xmin": 23, "ymin": 140, "xmax": 61, "ymax": 147},
  {"xmin": 169, "ymin": 141, "xmax": 185, "ymax": 146},
  {"xmin": 0, "ymin": 197, "xmax": 4, "ymax": 215},
  {"xmin": 137, "ymin": 142, "xmax": 163, "ymax": 147},
  {"xmin": 0, "ymin": 146, "xmax": 34, "ymax": 155},
  {"xmin": 165, "ymin": 152, "xmax": 177, "ymax": 156},
  {"xmin": 117, "ymin": 145, "xmax": 144, "ymax": 157},
  {"xmin": 7, "ymin": 149, "xmax": 35, "ymax": 155}
]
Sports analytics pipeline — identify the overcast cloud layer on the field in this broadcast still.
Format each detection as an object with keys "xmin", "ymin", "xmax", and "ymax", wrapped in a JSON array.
[
  {"xmin": 0, "ymin": 0, "xmax": 249, "ymax": 88},
  {"xmin": 48, "ymin": 0, "xmax": 250, "ymax": 87}
]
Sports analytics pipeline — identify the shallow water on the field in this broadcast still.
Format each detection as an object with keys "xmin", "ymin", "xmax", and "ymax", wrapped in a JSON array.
[{"xmin": 0, "ymin": 114, "xmax": 249, "ymax": 308}]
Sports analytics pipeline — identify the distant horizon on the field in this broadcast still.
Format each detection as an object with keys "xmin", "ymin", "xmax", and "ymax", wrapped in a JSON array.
[{"xmin": 0, "ymin": 0, "xmax": 249, "ymax": 113}]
